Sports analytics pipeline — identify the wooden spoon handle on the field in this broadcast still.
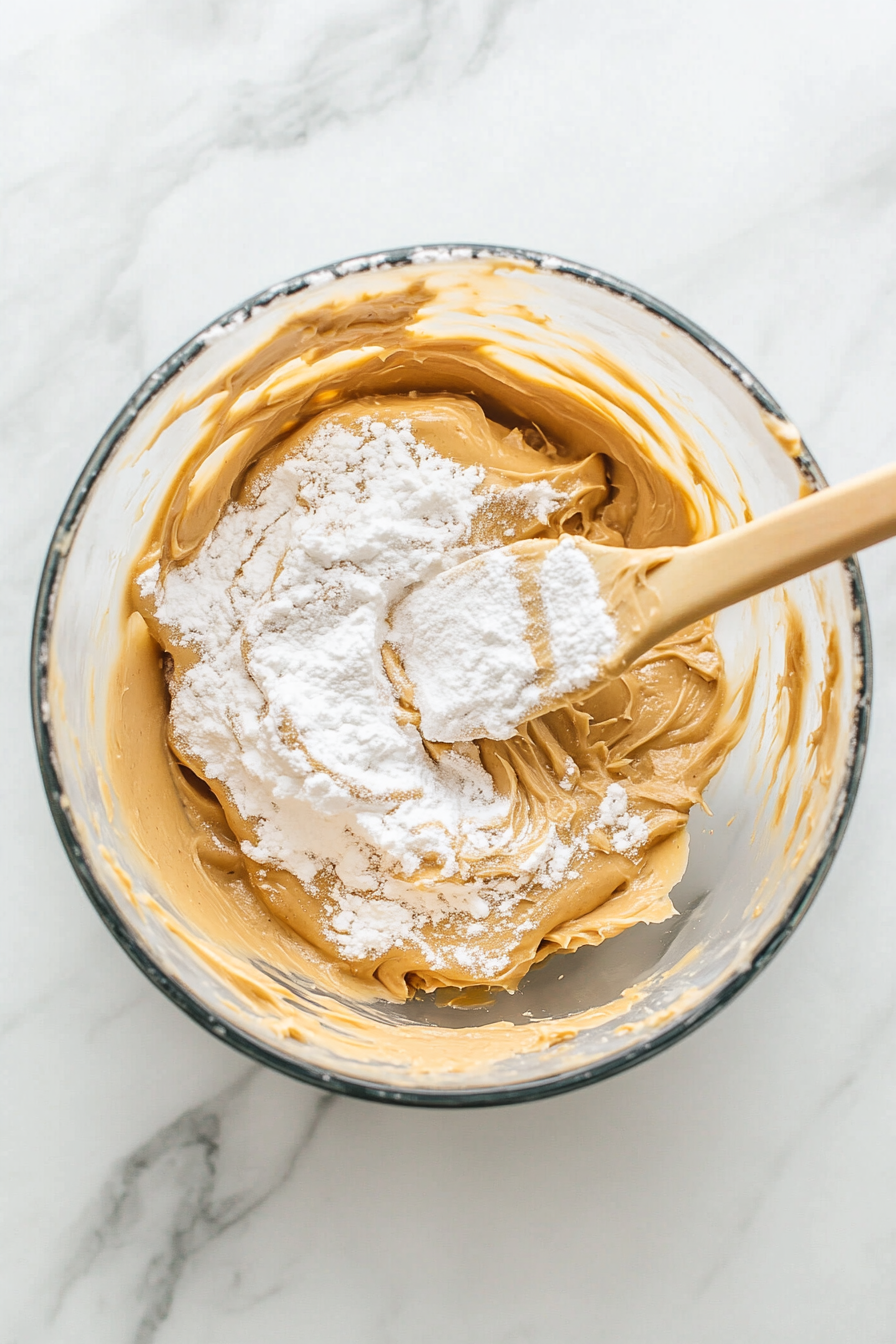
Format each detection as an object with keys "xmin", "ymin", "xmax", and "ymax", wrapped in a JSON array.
[{"xmin": 644, "ymin": 461, "xmax": 896, "ymax": 647}]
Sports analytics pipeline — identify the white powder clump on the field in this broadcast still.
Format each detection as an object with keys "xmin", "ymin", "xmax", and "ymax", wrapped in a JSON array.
[
  {"xmin": 539, "ymin": 534, "xmax": 618, "ymax": 693},
  {"xmin": 145, "ymin": 414, "xmax": 583, "ymax": 968},
  {"xmin": 388, "ymin": 549, "xmax": 541, "ymax": 743},
  {"xmin": 392, "ymin": 532, "xmax": 617, "ymax": 742},
  {"xmin": 596, "ymin": 783, "xmax": 649, "ymax": 854}
]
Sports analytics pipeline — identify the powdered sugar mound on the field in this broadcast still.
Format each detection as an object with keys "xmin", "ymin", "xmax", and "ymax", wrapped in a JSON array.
[
  {"xmin": 510, "ymin": 480, "xmax": 565, "ymax": 525},
  {"xmin": 597, "ymin": 783, "xmax": 649, "ymax": 854},
  {"xmin": 149, "ymin": 413, "xmax": 582, "ymax": 965},
  {"xmin": 391, "ymin": 533, "xmax": 618, "ymax": 742},
  {"xmin": 137, "ymin": 560, "xmax": 160, "ymax": 599},
  {"xmin": 540, "ymin": 534, "xmax": 618, "ymax": 692},
  {"xmin": 389, "ymin": 549, "xmax": 540, "ymax": 743},
  {"xmin": 329, "ymin": 891, "xmax": 416, "ymax": 961}
]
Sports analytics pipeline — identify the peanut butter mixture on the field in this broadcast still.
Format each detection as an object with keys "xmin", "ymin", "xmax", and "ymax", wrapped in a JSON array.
[{"xmin": 109, "ymin": 260, "xmax": 750, "ymax": 1006}]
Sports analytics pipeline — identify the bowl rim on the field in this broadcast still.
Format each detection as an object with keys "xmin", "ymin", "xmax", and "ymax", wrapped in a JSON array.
[{"xmin": 30, "ymin": 243, "xmax": 872, "ymax": 1108}]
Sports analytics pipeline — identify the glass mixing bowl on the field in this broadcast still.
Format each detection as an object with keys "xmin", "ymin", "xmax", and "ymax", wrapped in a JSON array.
[{"xmin": 31, "ymin": 246, "xmax": 870, "ymax": 1106}]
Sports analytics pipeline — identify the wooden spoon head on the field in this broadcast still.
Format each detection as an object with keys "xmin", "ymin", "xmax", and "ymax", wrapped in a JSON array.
[
  {"xmin": 506, "ymin": 536, "xmax": 676, "ymax": 675},
  {"xmin": 387, "ymin": 535, "xmax": 675, "ymax": 743}
]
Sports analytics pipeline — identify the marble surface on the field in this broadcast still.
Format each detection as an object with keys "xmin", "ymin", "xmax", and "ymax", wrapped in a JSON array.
[{"xmin": 3, "ymin": 1, "xmax": 896, "ymax": 1338}]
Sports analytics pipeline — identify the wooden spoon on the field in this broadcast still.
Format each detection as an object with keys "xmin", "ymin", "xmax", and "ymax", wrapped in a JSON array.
[{"xmin": 390, "ymin": 462, "xmax": 896, "ymax": 743}]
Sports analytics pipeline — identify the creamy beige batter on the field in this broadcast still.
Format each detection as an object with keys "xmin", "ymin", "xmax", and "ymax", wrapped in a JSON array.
[{"xmin": 109, "ymin": 264, "xmax": 754, "ymax": 1009}]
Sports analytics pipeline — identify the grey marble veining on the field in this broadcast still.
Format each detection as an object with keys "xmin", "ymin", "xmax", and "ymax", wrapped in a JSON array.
[
  {"xmin": 51, "ymin": 1072, "xmax": 332, "ymax": 1341},
  {"xmin": 3, "ymin": 1, "xmax": 896, "ymax": 1339}
]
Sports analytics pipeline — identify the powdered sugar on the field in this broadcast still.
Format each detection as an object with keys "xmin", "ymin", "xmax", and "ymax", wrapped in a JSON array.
[
  {"xmin": 390, "ymin": 532, "xmax": 618, "ymax": 742},
  {"xmin": 596, "ymin": 783, "xmax": 650, "ymax": 854},
  {"xmin": 142, "ymin": 413, "xmax": 594, "ymax": 970},
  {"xmin": 540, "ymin": 534, "xmax": 618, "ymax": 693},
  {"xmin": 388, "ymin": 548, "xmax": 541, "ymax": 742}
]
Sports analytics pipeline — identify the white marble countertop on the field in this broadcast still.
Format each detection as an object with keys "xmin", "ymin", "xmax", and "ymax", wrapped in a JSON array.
[{"xmin": 4, "ymin": 2, "xmax": 896, "ymax": 1339}]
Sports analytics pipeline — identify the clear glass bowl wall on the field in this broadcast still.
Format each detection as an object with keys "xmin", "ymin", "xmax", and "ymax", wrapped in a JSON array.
[{"xmin": 33, "ymin": 248, "xmax": 869, "ymax": 1105}]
